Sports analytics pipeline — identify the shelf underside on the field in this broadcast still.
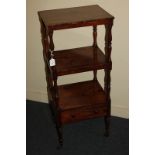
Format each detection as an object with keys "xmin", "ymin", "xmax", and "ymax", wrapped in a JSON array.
[
  {"xmin": 56, "ymin": 80, "xmax": 108, "ymax": 124},
  {"xmin": 53, "ymin": 46, "xmax": 111, "ymax": 76}
]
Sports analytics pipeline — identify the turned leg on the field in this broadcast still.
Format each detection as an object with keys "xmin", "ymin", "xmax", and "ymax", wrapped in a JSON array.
[
  {"xmin": 55, "ymin": 116, "xmax": 63, "ymax": 149},
  {"xmin": 104, "ymin": 69, "xmax": 111, "ymax": 137},
  {"xmin": 39, "ymin": 17, "xmax": 56, "ymax": 125},
  {"xmin": 54, "ymin": 75, "xmax": 63, "ymax": 148},
  {"xmin": 49, "ymin": 31, "xmax": 63, "ymax": 148},
  {"xmin": 93, "ymin": 26, "xmax": 97, "ymax": 81},
  {"xmin": 104, "ymin": 115, "xmax": 110, "ymax": 137},
  {"xmin": 39, "ymin": 16, "xmax": 63, "ymax": 148},
  {"xmin": 104, "ymin": 23, "xmax": 113, "ymax": 137}
]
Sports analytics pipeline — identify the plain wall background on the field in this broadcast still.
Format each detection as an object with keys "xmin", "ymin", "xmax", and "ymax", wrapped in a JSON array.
[{"xmin": 26, "ymin": 0, "xmax": 128, "ymax": 118}]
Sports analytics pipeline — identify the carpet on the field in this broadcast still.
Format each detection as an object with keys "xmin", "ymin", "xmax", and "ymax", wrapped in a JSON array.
[{"xmin": 26, "ymin": 100, "xmax": 129, "ymax": 155}]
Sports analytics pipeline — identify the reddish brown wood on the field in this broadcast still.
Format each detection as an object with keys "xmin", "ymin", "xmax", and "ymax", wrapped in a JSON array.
[
  {"xmin": 49, "ymin": 30, "xmax": 63, "ymax": 147},
  {"xmin": 104, "ymin": 24, "xmax": 112, "ymax": 110},
  {"xmin": 58, "ymin": 80, "xmax": 107, "ymax": 124},
  {"xmin": 38, "ymin": 5, "xmax": 114, "ymax": 148},
  {"xmin": 49, "ymin": 30, "xmax": 54, "ymax": 55},
  {"xmin": 58, "ymin": 80, "xmax": 105, "ymax": 110},
  {"xmin": 39, "ymin": 17, "xmax": 63, "ymax": 147},
  {"xmin": 93, "ymin": 26, "xmax": 97, "ymax": 48},
  {"xmin": 104, "ymin": 24, "xmax": 113, "ymax": 136},
  {"xmin": 61, "ymin": 104, "xmax": 107, "ymax": 124},
  {"xmin": 38, "ymin": 5, "xmax": 114, "ymax": 30},
  {"xmin": 38, "ymin": 16, "xmax": 54, "ymax": 97},
  {"xmin": 54, "ymin": 46, "xmax": 111, "ymax": 76},
  {"xmin": 93, "ymin": 26, "xmax": 97, "ymax": 80}
]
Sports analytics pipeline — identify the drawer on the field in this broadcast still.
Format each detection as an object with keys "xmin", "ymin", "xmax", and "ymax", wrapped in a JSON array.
[{"xmin": 61, "ymin": 106, "xmax": 108, "ymax": 124}]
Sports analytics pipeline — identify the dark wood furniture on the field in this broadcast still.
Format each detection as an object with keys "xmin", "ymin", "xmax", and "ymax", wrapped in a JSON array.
[{"xmin": 38, "ymin": 5, "xmax": 114, "ymax": 148}]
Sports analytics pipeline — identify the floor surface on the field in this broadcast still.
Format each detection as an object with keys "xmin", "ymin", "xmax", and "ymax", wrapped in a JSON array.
[{"xmin": 26, "ymin": 100, "xmax": 129, "ymax": 155}]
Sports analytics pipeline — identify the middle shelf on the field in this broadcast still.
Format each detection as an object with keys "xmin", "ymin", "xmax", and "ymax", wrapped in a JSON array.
[{"xmin": 53, "ymin": 46, "xmax": 111, "ymax": 76}]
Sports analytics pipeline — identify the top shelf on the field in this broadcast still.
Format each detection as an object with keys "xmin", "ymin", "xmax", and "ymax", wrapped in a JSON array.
[{"xmin": 38, "ymin": 5, "xmax": 114, "ymax": 30}]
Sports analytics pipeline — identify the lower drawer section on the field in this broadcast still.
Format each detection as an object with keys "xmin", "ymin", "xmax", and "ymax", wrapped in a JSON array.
[{"xmin": 61, "ymin": 105, "xmax": 108, "ymax": 124}]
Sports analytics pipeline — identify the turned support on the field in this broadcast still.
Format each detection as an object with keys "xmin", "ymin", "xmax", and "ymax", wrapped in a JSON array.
[
  {"xmin": 104, "ymin": 69, "xmax": 111, "ymax": 137},
  {"xmin": 93, "ymin": 26, "xmax": 97, "ymax": 80},
  {"xmin": 49, "ymin": 31, "xmax": 59, "ymax": 104},
  {"xmin": 104, "ymin": 24, "xmax": 113, "ymax": 136},
  {"xmin": 38, "ymin": 18, "xmax": 54, "ymax": 102},
  {"xmin": 49, "ymin": 30, "xmax": 63, "ymax": 148},
  {"xmin": 49, "ymin": 30, "xmax": 54, "ymax": 58},
  {"xmin": 39, "ymin": 21, "xmax": 63, "ymax": 147},
  {"xmin": 104, "ymin": 24, "xmax": 112, "ymax": 99},
  {"xmin": 104, "ymin": 24, "xmax": 112, "ymax": 63}
]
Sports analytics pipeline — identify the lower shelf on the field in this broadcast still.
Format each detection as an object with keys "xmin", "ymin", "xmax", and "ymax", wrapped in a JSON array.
[
  {"xmin": 61, "ymin": 104, "xmax": 107, "ymax": 124},
  {"xmin": 57, "ymin": 80, "xmax": 108, "ymax": 124}
]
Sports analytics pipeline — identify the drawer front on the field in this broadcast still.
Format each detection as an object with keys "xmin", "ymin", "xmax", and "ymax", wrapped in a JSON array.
[{"xmin": 61, "ymin": 106, "xmax": 108, "ymax": 124}]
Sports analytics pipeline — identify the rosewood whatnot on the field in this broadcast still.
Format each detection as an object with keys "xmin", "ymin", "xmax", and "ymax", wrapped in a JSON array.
[{"xmin": 38, "ymin": 5, "xmax": 114, "ymax": 148}]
